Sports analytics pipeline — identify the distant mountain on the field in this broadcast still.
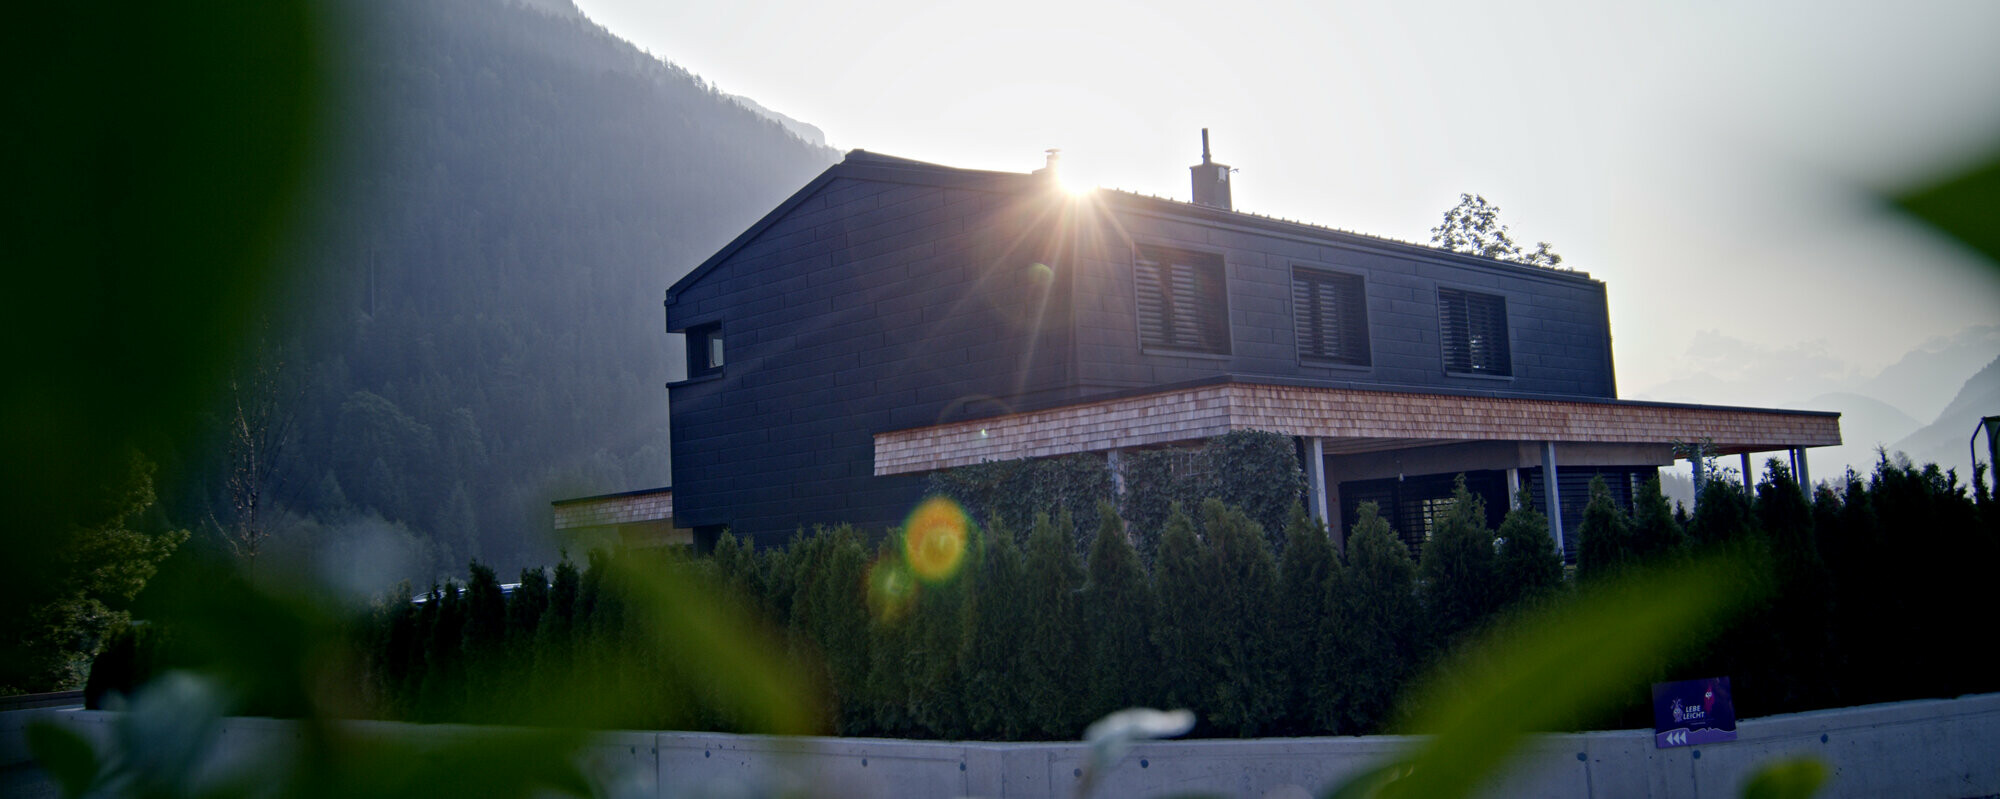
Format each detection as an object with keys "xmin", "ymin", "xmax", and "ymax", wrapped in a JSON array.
[
  {"xmin": 1794, "ymin": 392, "xmax": 1922, "ymax": 479},
  {"xmin": 728, "ymin": 95, "xmax": 828, "ymax": 148},
  {"xmin": 163, "ymin": 0, "xmax": 839, "ymax": 586},
  {"xmin": 1852, "ymin": 325, "xmax": 2000, "ymax": 423},
  {"xmin": 1887, "ymin": 356, "xmax": 2000, "ymax": 479}
]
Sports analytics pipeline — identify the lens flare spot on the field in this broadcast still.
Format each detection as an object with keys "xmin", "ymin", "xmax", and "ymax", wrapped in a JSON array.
[
  {"xmin": 1026, "ymin": 262, "xmax": 1055, "ymax": 285},
  {"xmin": 867, "ymin": 557, "xmax": 917, "ymax": 622},
  {"xmin": 902, "ymin": 496, "xmax": 970, "ymax": 583}
]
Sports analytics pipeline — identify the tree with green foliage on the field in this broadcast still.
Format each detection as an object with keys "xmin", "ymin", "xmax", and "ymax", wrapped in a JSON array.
[
  {"xmin": 1576, "ymin": 475, "xmax": 1635, "ymax": 580},
  {"xmin": 787, "ymin": 525, "xmax": 872, "ymax": 734},
  {"xmin": 415, "ymin": 582, "xmax": 465, "ymax": 722},
  {"xmin": 1318, "ymin": 502, "xmax": 1421, "ymax": 734},
  {"xmin": 1750, "ymin": 462, "xmax": 1834, "ymax": 713},
  {"xmin": 1629, "ymin": 475, "xmax": 1685, "ymax": 563},
  {"xmin": 1199, "ymin": 499, "xmax": 1283, "ymax": 736},
  {"xmin": 925, "ymin": 454, "xmax": 1112, "ymax": 556},
  {"xmin": 1418, "ymin": 476, "xmax": 1500, "ymax": 649},
  {"xmin": 1151, "ymin": 503, "xmax": 1213, "ymax": 721},
  {"xmin": 1430, "ymin": 193, "xmax": 1563, "ymax": 268},
  {"xmin": 1020, "ymin": 509, "xmax": 1086, "ymax": 737},
  {"xmin": 960, "ymin": 516, "xmax": 1030, "ymax": 739},
  {"xmin": 1492, "ymin": 490, "xmax": 1563, "ymax": 611},
  {"xmin": 1275, "ymin": 503, "xmax": 1337, "ymax": 733},
  {"xmin": 709, "ymin": 531, "xmax": 760, "ymax": 611},
  {"xmin": 3, "ymin": 452, "xmax": 189, "ymax": 695},
  {"xmin": 862, "ymin": 535, "xmax": 915, "ymax": 736},
  {"xmin": 1687, "ymin": 479, "xmax": 1755, "ymax": 548},
  {"xmin": 1197, "ymin": 431, "xmax": 1306, "ymax": 555},
  {"xmin": 532, "ymin": 555, "xmax": 580, "ymax": 693},
  {"xmin": 1081, "ymin": 502, "xmax": 1157, "ymax": 722},
  {"xmin": 904, "ymin": 536, "xmax": 971, "ymax": 740}
]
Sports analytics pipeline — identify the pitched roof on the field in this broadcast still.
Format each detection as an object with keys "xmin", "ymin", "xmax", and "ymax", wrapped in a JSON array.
[{"xmin": 665, "ymin": 150, "xmax": 1598, "ymax": 308}]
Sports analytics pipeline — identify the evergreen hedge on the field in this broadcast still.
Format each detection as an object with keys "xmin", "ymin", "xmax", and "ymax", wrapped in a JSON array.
[{"xmin": 122, "ymin": 452, "xmax": 1985, "ymax": 741}]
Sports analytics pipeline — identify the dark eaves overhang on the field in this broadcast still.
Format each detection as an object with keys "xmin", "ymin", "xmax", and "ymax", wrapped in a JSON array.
[{"xmin": 873, "ymin": 377, "xmax": 1841, "ymax": 476}]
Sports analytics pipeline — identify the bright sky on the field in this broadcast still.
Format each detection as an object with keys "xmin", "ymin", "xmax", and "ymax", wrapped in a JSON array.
[{"xmin": 575, "ymin": 0, "xmax": 2000, "ymax": 406}]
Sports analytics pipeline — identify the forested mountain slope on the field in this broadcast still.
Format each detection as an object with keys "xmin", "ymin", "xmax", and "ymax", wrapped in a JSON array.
[{"xmin": 166, "ymin": 0, "xmax": 838, "ymax": 587}]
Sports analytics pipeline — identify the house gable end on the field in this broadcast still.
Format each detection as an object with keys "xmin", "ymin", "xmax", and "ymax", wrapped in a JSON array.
[{"xmin": 666, "ymin": 152, "xmax": 1044, "ymax": 312}]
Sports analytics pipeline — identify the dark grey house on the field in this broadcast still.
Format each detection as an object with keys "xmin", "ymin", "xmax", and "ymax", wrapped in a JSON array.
[{"xmin": 654, "ymin": 140, "xmax": 1840, "ymax": 553}]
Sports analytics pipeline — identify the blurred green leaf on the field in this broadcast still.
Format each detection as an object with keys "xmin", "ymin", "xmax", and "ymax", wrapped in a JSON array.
[
  {"xmin": 1318, "ymin": 762, "xmax": 1407, "ymax": 799},
  {"xmin": 597, "ymin": 553, "xmax": 825, "ymax": 735},
  {"xmin": 1896, "ymin": 147, "xmax": 2000, "ymax": 264},
  {"xmin": 1739, "ymin": 757, "xmax": 1829, "ymax": 799},
  {"xmin": 1319, "ymin": 547, "xmax": 1766, "ymax": 799},
  {"xmin": 6, "ymin": 0, "xmax": 325, "ymax": 693},
  {"xmin": 26, "ymin": 720, "xmax": 100, "ymax": 799}
]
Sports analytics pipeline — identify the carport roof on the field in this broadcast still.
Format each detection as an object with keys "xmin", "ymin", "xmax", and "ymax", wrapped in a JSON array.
[{"xmin": 873, "ymin": 379, "xmax": 1840, "ymax": 476}]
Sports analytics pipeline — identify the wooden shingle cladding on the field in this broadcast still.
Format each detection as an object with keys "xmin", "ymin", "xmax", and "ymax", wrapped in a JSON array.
[
  {"xmin": 551, "ymin": 488, "xmax": 691, "ymax": 549},
  {"xmin": 552, "ymin": 488, "xmax": 674, "ymax": 529},
  {"xmin": 873, "ymin": 381, "xmax": 1841, "ymax": 476}
]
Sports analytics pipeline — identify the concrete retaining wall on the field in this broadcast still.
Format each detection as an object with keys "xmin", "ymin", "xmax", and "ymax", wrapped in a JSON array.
[{"xmin": 7, "ymin": 693, "xmax": 1996, "ymax": 798}]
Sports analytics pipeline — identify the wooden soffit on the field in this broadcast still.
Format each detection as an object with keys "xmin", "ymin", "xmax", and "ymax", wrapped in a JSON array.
[{"xmin": 873, "ymin": 383, "xmax": 1840, "ymax": 476}]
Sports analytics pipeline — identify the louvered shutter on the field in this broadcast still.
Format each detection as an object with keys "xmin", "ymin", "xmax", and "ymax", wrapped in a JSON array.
[
  {"xmin": 1439, "ymin": 288, "xmax": 1510, "ymax": 375},
  {"xmin": 1135, "ymin": 248, "xmax": 1229, "ymax": 354},
  {"xmin": 1293, "ymin": 269, "xmax": 1370, "ymax": 365}
]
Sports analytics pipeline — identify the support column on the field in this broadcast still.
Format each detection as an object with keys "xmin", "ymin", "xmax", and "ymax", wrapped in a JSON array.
[
  {"xmin": 1541, "ymin": 442, "xmax": 1565, "ymax": 559},
  {"xmin": 1741, "ymin": 453, "xmax": 1754, "ymax": 493},
  {"xmin": 1107, "ymin": 449, "xmax": 1126, "ymax": 500},
  {"xmin": 1691, "ymin": 454, "xmax": 1706, "ymax": 510},
  {"xmin": 1304, "ymin": 437, "xmax": 1329, "ymax": 528},
  {"xmin": 1796, "ymin": 448, "xmax": 1811, "ymax": 497},
  {"xmin": 1506, "ymin": 467, "xmax": 1522, "ymax": 508}
]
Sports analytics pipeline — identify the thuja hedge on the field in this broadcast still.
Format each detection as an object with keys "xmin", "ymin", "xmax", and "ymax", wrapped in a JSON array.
[
  {"xmin": 333, "ymin": 455, "xmax": 1999, "ymax": 739},
  {"xmin": 926, "ymin": 430, "xmax": 1305, "ymax": 563}
]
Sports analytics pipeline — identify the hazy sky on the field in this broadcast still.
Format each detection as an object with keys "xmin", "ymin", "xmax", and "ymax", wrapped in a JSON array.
[{"xmin": 574, "ymin": 0, "xmax": 1999, "ymax": 406}]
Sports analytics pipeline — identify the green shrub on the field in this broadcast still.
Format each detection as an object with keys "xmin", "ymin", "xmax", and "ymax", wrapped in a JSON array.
[
  {"xmin": 1274, "ymin": 503, "xmax": 1336, "ymax": 733},
  {"xmin": 1418, "ymin": 476, "xmax": 1499, "ymax": 649},
  {"xmin": 1493, "ymin": 490, "xmax": 1562, "ymax": 611},
  {"xmin": 925, "ymin": 454, "xmax": 1111, "ymax": 554},
  {"xmin": 1150, "ymin": 503, "xmax": 1212, "ymax": 721},
  {"xmin": 960, "ymin": 517, "xmax": 1029, "ymax": 739},
  {"xmin": 1020, "ymin": 509, "xmax": 1085, "ymax": 738},
  {"xmin": 1576, "ymin": 475, "xmax": 1634, "ymax": 580},
  {"xmin": 1199, "ymin": 499, "xmax": 1282, "ymax": 736},
  {"xmin": 1198, "ymin": 431, "xmax": 1306, "ymax": 555},
  {"xmin": 1319, "ymin": 502, "xmax": 1420, "ymax": 734},
  {"xmin": 1629, "ymin": 476, "xmax": 1685, "ymax": 562},
  {"xmin": 1081, "ymin": 501, "xmax": 1157, "ymax": 722}
]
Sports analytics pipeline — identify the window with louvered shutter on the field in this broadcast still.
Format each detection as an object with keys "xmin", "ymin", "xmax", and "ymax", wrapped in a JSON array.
[
  {"xmin": 1134, "ymin": 247, "xmax": 1230, "ymax": 354},
  {"xmin": 1292, "ymin": 268, "xmax": 1370, "ymax": 366},
  {"xmin": 1438, "ymin": 288, "xmax": 1511, "ymax": 376}
]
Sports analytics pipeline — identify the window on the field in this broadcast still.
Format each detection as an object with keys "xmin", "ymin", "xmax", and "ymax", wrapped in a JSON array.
[
  {"xmin": 1292, "ymin": 268, "xmax": 1370, "ymax": 366},
  {"xmin": 1438, "ymin": 288, "xmax": 1510, "ymax": 376},
  {"xmin": 1134, "ymin": 246, "xmax": 1230, "ymax": 354},
  {"xmin": 688, "ymin": 323, "xmax": 724, "ymax": 376}
]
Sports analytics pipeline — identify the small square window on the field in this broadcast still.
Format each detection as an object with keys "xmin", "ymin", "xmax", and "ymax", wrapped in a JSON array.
[
  {"xmin": 689, "ymin": 323, "xmax": 724, "ymax": 376},
  {"xmin": 1438, "ymin": 288, "xmax": 1510, "ymax": 376}
]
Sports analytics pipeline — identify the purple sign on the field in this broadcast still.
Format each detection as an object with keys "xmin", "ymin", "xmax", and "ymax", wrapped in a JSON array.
[{"xmin": 1651, "ymin": 677, "xmax": 1736, "ymax": 748}]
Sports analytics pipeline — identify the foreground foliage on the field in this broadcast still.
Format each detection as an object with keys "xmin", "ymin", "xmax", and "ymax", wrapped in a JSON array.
[{"xmin": 168, "ymin": 455, "xmax": 1985, "ymax": 740}]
